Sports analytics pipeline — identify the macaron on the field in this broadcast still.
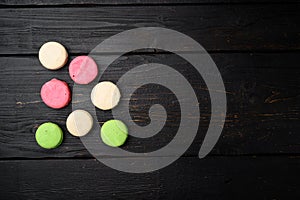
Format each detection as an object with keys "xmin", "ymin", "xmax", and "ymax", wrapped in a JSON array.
[
  {"xmin": 101, "ymin": 120, "xmax": 128, "ymax": 147},
  {"xmin": 91, "ymin": 81, "xmax": 121, "ymax": 110},
  {"xmin": 40, "ymin": 78, "xmax": 71, "ymax": 109},
  {"xmin": 69, "ymin": 56, "xmax": 98, "ymax": 84},
  {"xmin": 35, "ymin": 122, "xmax": 63, "ymax": 149},
  {"xmin": 39, "ymin": 41, "xmax": 68, "ymax": 70},
  {"xmin": 66, "ymin": 110, "xmax": 93, "ymax": 137}
]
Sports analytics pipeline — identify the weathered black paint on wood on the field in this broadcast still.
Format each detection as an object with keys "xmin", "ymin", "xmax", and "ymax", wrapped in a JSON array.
[
  {"xmin": 1, "ymin": 157, "xmax": 299, "ymax": 199},
  {"xmin": 0, "ymin": 1, "xmax": 299, "ymax": 199},
  {"xmin": 0, "ymin": 4, "xmax": 299, "ymax": 54},
  {"xmin": 0, "ymin": 0, "xmax": 298, "ymax": 6},
  {"xmin": 0, "ymin": 53, "xmax": 299, "ymax": 158}
]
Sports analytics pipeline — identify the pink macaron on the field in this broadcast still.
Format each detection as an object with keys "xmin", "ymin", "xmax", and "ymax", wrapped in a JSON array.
[
  {"xmin": 69, "ymin": 56, "xmax": 98, "ymax": 84},
  {"xmin": 40, "ymin": 78, "xmax": 71, "ymax": 109}
]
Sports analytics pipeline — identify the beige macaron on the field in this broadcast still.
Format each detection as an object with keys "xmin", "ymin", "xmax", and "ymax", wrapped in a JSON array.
[
  {"xmin": 91, "ymin": 81, "xmax": 121, "ymax": 110},
  {"xmin": 66, "ymin": 110, "xmax": 93, "ymax": 137},
  {"xmin": 39, "ymin": 41, "xmax": 68, "ymax": 70}
]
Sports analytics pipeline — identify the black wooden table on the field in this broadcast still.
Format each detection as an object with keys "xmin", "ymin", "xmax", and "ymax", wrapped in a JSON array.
[{"xmin": 0, "ymin": 0, "xmax": 299, "ymax": 199}]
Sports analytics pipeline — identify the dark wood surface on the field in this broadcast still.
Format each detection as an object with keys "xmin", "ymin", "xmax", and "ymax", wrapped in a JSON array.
[
  {"xmin": 0, "ymin": 0, "xmax": 299, "ymax": 199},
  {"xmin": 0, "ymin": 0, "xmax": 298, "ymax": 6},
  {"xmin": 0, "ymin": 4, "xmax": 299, "ymax": 54},
  {"xmin": 1, "ymin": 157, "xmax": 299, "ymax": 199}
]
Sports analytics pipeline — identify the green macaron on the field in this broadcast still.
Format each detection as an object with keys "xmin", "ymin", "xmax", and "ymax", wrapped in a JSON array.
[
  {"xmin": 101, "ymin": 120, "xmax": 128, "ymax": 147},
  {"xmin": 35, "ymin": 122, "xmax": 63, "ymax": 149}
]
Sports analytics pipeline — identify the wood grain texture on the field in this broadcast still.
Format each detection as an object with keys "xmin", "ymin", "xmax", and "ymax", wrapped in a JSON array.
[
  {"xmin": 1, "ymin": 156, "xmax": 299, "ymax": 199},
  {"xmin": 0, "ymin": 4, "xmax": 299, "ymax": 54},
  {"xmin": 0, "ymin": 52, "xmax": 299, "ymax": 158},
  {"xmin": 0, "ymin": 2, "xmax": 299, "ymax": 199},
  {"xmin": 0, "ymin": 0, "xmax": 297, "ymax": 6}
]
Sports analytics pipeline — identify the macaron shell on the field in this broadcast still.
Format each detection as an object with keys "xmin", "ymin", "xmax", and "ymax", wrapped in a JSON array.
[
  {"xmin": 35, "ymin": 122, "xmax": 63, "ymax": 149},
  {"xmin": 101, "ymin": 120, "xmax": 128, "ymax": 147},
  {"xmin": 69, "ymin": 56, "xmax": 98, "ymax": 84},
  {"xmin": 41, "ymin": 78, "xmax": 71, "ymax": 109},
  {"xmin": 91, "ymin": 81, "xmax": 121, "ymax": 110},
  {"xmin": 66, "ymin": 110, "xmax": 94, "ymax": 137},
  {"xmin": 39, "ymin": 41, "xmax": 68, "ymax": 70}
]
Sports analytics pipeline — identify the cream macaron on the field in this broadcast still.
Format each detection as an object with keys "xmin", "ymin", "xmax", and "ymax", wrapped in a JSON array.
[
  {"xmin": 66, "ymin": 110, "xmax": 94, "ymax": 137},
  {"xmin": 91, "ymin": 81, "xmax": 121, "ymax": 110},
  {"xmin": 39, "ymin": 41, "xmax": 68, "ymax": 70}
]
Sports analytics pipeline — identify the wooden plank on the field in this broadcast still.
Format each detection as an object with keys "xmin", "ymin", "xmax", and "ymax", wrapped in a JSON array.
[
  {"xmin": 0, "ymin": 4, "xmax": 299, "ymax": 54},
  {"xmin": 0, "ymin": 0, "xmax": 297, "ymax": 6},
  {"xmin": 0, "ymin": 156, "xmax": 299, "ymax": 199},
  {"xmin": 0, "ymin": 52, "xmax": 299, "ymax": 158}
]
